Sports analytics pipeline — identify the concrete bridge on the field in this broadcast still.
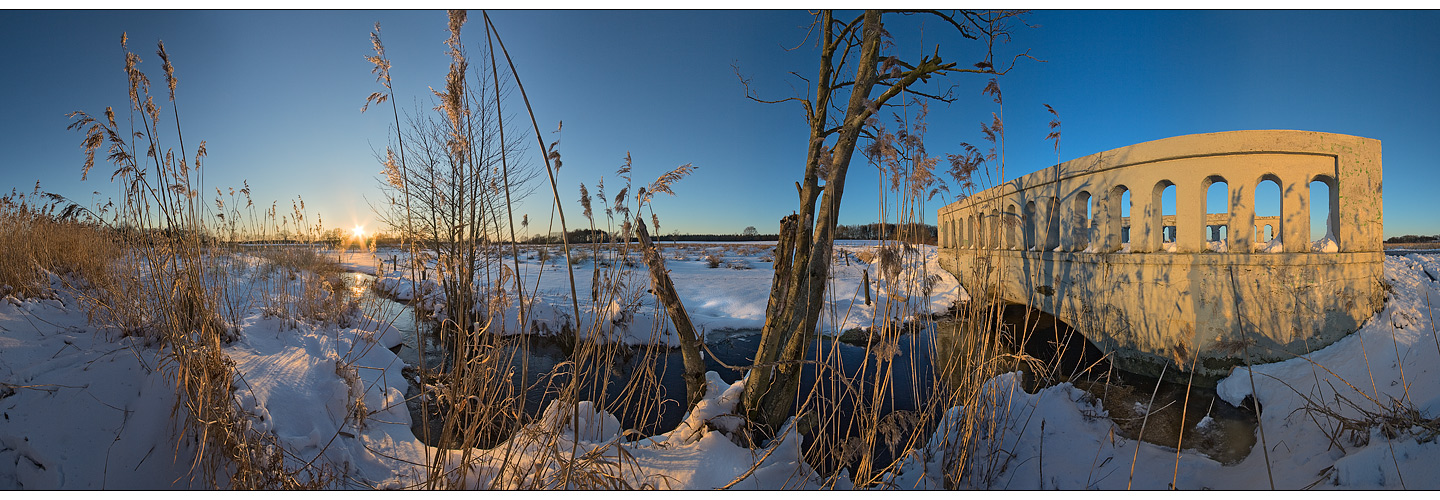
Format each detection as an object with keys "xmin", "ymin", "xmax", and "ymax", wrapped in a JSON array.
[{"xmin": 935, "ymin": 130, "xmax": 1385, "ymax": 383}]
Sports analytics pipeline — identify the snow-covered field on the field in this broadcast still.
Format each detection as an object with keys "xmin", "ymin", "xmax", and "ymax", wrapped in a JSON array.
[
  {"xmin": 5, "ymin": 245, "xmax": 1440, "ymax": 489},
  {"xmin": 351, "ymin": 240, "xmax": 966, "ymax": 344}
]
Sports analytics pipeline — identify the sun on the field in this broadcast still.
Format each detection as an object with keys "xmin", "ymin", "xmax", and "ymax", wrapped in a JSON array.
[{"xmin": 352, "ymin": 225, "xmax": 365, "ymax": 239}]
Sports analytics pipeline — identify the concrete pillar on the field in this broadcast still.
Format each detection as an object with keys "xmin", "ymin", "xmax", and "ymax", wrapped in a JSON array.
[
  {"xmin": 1102, "ymin": 189, "xmax": 1122, "ymax": 252},
  {"xmin": 1135, "ymin": 185, "xmax": 1157, "ymax": 253},
  {"xmin": 1062, "ymin": 197, "xmax": 1082, "ymax": 251},
  {"xmin": 1319, "ymin": 176, "xmax": 1341, "ymax": 249},
  {"xmin": 1283, "ymin": 177, "xmax": 1311, "ymax": 252},
  {"xmin": 1035, "ymin": 199, "xmax": 1052, "ymax": 251},
  {"xmin": 976, "ymin": 212, "xmax": 985, "ymax": 249},
  {"xmin": 968, "ymin": 214, "xmax": 976, "ymax": 248},
  {"xmin": 991, "ymin": 209, "xmax": 1002, "ymax": 249},
  {"xmin": 976, "ymin": 213, "xmax": 984, "ymax": 249},
  {"xmin": 1178, "ymin": 181, "xmax": 1205, "ymax": 253},
  {"xmin": 1229, "ymin": 179, "xmax": 1254, "ymax": 253},
  {"xmin": 1047, "ymin": 198, "xmax": 1061, "ymax": 251}
]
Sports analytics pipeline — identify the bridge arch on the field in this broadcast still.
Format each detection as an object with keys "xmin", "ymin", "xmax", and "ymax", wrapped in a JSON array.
[
  {"xmin": 1201, "ymin": 175, "xmax": 1229, "ymax": 252},
  {"xmin": 1254, "ymin": 174, "xmax": 1284, "ymax": 250},
  {"xmin": 936, "ymin": 130, "xmax": 1384, "ymax": 383},
  {"xmin": 1146, "ymin": 180, "xmax": 1177, "ymax": 253},
  {"xmin": 1070, "ymin": 190, "xmax": 1093, "ymax": 251},
  {"xmin": 1311, "ymin": 173, "xmax": 1339, "ymax": 248},
  {"xmin": 1024, "ymin": 200, "xmax": 1037, "ymax": 251}
]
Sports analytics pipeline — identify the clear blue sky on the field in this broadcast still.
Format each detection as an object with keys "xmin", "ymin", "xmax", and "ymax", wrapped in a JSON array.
[{"xmin": 3, "ymin": 10, "xmax": 1438, "ymax": 238}]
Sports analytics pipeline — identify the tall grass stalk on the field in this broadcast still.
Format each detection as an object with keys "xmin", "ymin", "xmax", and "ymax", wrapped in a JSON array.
[{"xmin": 64, "ymin": 34, "xmax": 348, "ymax": 488}]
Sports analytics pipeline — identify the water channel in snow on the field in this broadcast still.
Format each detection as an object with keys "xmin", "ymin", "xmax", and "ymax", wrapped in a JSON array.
[{"xmin": 344, "ymin": 271, "xmax": 1259, "ymax": 472}]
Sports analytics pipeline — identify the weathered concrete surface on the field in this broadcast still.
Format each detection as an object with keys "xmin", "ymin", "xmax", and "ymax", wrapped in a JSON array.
[{"xmin": 936, "ymin": 130, "xmax": 1385, "ymax": 383}]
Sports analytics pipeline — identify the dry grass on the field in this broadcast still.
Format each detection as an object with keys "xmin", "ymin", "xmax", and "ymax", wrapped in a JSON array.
[
  {"xmin": 0, "ymin": 190, "xmax": 119, "ymax": 300},
  {"xmin": 56, "ymin": 34, "xmax": 346, "ymax": 488}
]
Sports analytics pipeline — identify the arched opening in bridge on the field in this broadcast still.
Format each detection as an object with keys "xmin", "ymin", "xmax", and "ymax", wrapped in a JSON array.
[
  {"xmin": 1024, "ymin": 201, "xmax": 1037, "ymax": 250},
  {"xmin": 1255, "ymin": 176, "xmax": 1282, "ymax": 251},
  {"xmin": 1006, "ymin": 203, "xmax": 1019, "ymax": 249},
  {"xmin": 1073, "ymin": 191, "xmax": 1093, "ymax": 251},
  {"xmin": 1311, "ymin": 176, "xmax": 1337, "ymax": 249},
  {"xmin": 1204, "ymin": 176, "xmax": 1229, "ymax": 252},
  {"xmin": 1153, "ymin": 181, "xmax": 1177, "ymax": 252}
]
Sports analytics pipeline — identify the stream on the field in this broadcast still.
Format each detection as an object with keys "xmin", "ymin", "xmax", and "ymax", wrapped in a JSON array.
[{"xmin": 343, "ymin": 271, "xmax": 1260, "ymax": 475}]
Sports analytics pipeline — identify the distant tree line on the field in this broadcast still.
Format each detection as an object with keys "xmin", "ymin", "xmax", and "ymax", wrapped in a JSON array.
[
  {"xmin": 1386, "ymin": 234, "xmax": 1440, "ymax": 244},
  {"xmin": 505, "ymin": 223, "xmax": 937, "ymax": 245},
  {"xmin": 518, "ymin": 229, "xmax": 780, "ymax": 244},
  {"xmin": 834, "ymin": 223, "xmax": 937, "ymax": 245}
]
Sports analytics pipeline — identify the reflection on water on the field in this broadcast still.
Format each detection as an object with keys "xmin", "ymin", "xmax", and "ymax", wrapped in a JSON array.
[{"xmin": 933, "ymin": 305, "xmax": 1259, "ymax": 465}]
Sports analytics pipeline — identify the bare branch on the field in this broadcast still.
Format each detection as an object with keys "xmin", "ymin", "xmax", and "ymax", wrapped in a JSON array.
[
  {"xmin": 783, "ymin": 12, "xmax": 822, "ymax": 52},
  {"xmin": 733, "ymin": 62, "xmax": 814, "ymax": 117},
  {"xmin": 887, "ymin": 9, "xmax": 978, "ymax": 40},
  {"xmin": 994, "ymin": 48, "xmax": 1044, "ymax": 75}
]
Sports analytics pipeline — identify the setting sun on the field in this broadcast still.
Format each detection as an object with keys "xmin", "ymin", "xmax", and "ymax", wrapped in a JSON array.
[{"xmin": 353, "ymin": 225, "xmax": 365, "ymax": 239}]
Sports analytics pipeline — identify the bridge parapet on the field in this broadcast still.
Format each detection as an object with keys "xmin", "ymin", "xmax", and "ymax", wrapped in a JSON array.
[{"xmin": 936, "ymin": 130, "xmax": 1384, "ymax": 383}]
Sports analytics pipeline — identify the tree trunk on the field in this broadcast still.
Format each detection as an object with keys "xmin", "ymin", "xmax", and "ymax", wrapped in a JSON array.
[
  {"xmin": 739, "ymin": 10, "xmax": 885, "ymax": 440},
  {"xmin": 635, "ymin": 218, "xmax": 708, "ymax": 411}
]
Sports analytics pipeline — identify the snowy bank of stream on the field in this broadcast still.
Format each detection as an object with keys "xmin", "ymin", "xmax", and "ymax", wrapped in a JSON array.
[{"xmin": 5, "ymin": 248, "xmax": 1440, "ymax": 489}]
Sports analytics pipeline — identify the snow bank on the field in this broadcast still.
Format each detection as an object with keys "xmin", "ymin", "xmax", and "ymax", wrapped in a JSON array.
[
  {"xmin": 1254, "ymin": 238, "xmax": 1284, "ymax": 253},
  {"xmin": 0, "ymin": 288, "xmax": 199, "ymax": 488},
  {"xmin": 1212, "ymin": 252, "xmax": 1440, "ymax": 488},
  {"xmin": 13, "ymin": 245, "xmax": 1440, "ymax": 489}
]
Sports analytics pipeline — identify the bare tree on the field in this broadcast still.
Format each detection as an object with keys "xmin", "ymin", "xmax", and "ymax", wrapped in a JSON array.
[
  {"xmin": 372, "ymin": 62, "xmax": 537, "ymax": 334},
  {"xmin": 736, "ymin": 9, "xmax": 1031, "ymax": 440}
]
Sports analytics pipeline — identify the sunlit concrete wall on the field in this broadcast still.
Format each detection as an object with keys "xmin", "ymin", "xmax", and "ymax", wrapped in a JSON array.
[{"xmin": 935, "ymin": 130, "xmax": 1384, "ymax": 382}]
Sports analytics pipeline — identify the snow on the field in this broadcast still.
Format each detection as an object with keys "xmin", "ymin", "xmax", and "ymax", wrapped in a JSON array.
[
  {"xmin": 353, "ymin": 241, "xmax": 967, "ymax": 345},
  {"xmin": 1312, "ymin": 231, "xmax": 1340, "ymax": 253},
  {"xmin": 8, "ymin": 247, "xmax": 1440, "ymax": 489},
  {"xmin": 1255, "ymin": 237, "xmax": 1285, "ymax": 253},
  {"xmin": 0, "ymin": 280, "xmax": 199, "ymax": 488}
]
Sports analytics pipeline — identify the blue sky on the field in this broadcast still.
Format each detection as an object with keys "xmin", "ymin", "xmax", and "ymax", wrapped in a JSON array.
[{"xmin": 2, "ymin": 10, "xmax": 1437, "ymax": 238}]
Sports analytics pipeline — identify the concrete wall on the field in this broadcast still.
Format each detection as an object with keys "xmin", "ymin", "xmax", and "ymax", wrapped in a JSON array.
[{"xmin": 935, "ymin": 130, "xmax": 1385, "ymax": 382}]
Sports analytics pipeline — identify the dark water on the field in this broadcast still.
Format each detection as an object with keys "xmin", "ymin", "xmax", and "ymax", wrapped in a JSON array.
[
  {"xmin": 345, "ymin": 272, "xmax": 1257, "ymax": 470},
  {"xmin": 954, "ymin": 304, "xmax": 1261, "ymax": 465}
]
